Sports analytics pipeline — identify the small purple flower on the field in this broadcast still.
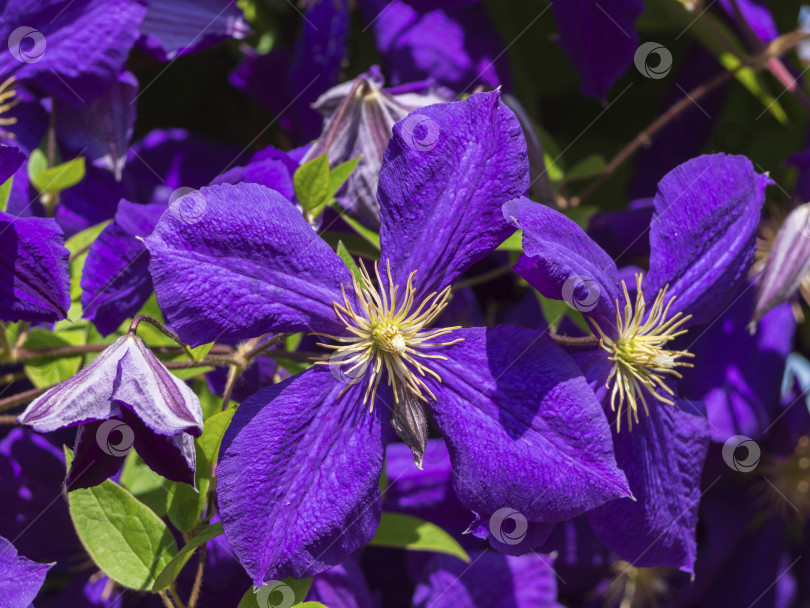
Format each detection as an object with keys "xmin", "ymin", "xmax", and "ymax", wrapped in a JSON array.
[
  {"xmin": 146, "ymin": 91, "xmax": 630, "ymax": 584},
  {"xmin": 18, "ymin": 334, "xmax": 203, "ymax": 489},
  {"xmin": 302, "ymin": 67, "xmax": 451, "ymax": 226},
  {"xmin": 0, "ymin": 533, "xmax": 52, "ymax": 607},
  {"xmin": 503, "ymin": 153, "xmax": 772, "ymax": 571}
]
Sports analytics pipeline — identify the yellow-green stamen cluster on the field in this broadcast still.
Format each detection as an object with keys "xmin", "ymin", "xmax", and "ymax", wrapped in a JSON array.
[
  {"xmin": 592, "ymin": 274, "xmax": 694, "ymax": 432},
  {"xmin": 0, "ymin": 76, "xmax": 19, "ymax": 138},
  {"xmin": 316, "ymin": 260, "xmax": 462, "ymax": 411}
]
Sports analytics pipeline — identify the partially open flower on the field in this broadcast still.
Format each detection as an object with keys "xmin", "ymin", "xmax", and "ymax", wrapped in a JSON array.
[{"xmin": 18, "ymin": 334, "xmax": 203, "ymax": 489}]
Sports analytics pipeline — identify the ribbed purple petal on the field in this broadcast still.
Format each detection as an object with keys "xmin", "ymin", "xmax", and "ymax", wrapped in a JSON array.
[
  {"xmin": 413, "ymin": 550, "xmax": 561, "ymax": 608},
  {"xmin": 0, "ymin": 0, "xmax": 148, "ymax": 104},
  {"xmin": 427, "ymin": 327, "xmax": 630, "ymax": 527},
  {"xmin": 379, "ymin": 91, "xmax": 528, "ymax": 298},
  {"xmin": 503, "ymin": 197, "xmax": 620, "ymax": 330},
  {"xmin": 646, "ymin": 154, "xmax": 771, "ymax": 324},
  {"xmin": 0, "ymin": 210, "xmax": 70, "ymax": 323},
  {"xmin": 0, "ymin": 534, "xmax": 51, "ymax": 608},
  {"xmin": 588, "ymin": 399, "xmax": 710, "ymax": 573},
  {"xmin": 146, "ymin": 182, "xmax": 353, "ymax": 345},
  {"xmin": 552, "ymin": 0, "xmax": 643, "ymax": 100},
  {"xmin": 217, "ymin": 367, "xmax": 386, "ymax": 584},
  {"xmin": 81, "ymin": 201, "xmax": 165, "ymax": 336},
  {"xmin": 307, "ymin": 559, "xmax": 374, "ymax": 608},
  {"xmin": 137, "ymin": 0, "xmax": 249, "ymax": 60}
]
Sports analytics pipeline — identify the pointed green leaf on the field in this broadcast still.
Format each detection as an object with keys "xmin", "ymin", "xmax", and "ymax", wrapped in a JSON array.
[
  {"xmin": 152, "ymin": 522, "xmax": 224, "ymax": 591},
  {"xmin": 185, "ymin": 342, "xmax": 214, "ymax": 362},
  {"xmin": 31, "ymin": 156, "xmax": 86, "ymax": 195},
  {"xmin": 65, "ymin": 447, "xmax": 179, "ymax": 591},
  {"xmin": 370, "ymin": 512, "xmax": 470, "ymax": 562},
  {"xmin": 328, "ymin": 156, "xmax": 360, "ymax": 197},
  {"xmin": 237, "ymin": 577, "xmax": 313, "ymax": 608},
  {"xmin": 27, "ymin": 149, "xmax": 47, "ymax": 181},
  {"xmin": 119, "ymin": 452, "xmax": 169, "ymax": 518},
  {"xmin": 0, "ymin": 174, "xmax": 13, "ymax": 213},
  {"xmin": 333, "ymin": 208, "xmax": 381, "ymax": 250},
  {"xmin": 336, "ymin": 240, "xmax": 363, "ymax": 282},
  {"xmin": 294, "ymin": 154, "xmax": 330, "ymax": 214},
  {"xmin": 198, "ymin": 408, "xmax": 236, "ymax": 464}
]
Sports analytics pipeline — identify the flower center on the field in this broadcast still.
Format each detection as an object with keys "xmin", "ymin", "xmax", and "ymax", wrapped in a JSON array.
[
  {"xmin": 592, "ymin": 274, "xmax": 694, "ymax": 432},
  {"xmin": 315, "ymin": 260, "xmax": 462, "ymax": 411},
  {"xmin": 0, "ymin": 76, "xmax": 19, "ymax": 138}
]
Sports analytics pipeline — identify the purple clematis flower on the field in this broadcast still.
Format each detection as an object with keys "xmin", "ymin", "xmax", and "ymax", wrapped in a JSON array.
[
  {"xmin": 145, "ymin": 91, "xmax": 630, "ymax": 584},
  {"xmin": 503, "ymin": 153, "xmax": 772, "ymax": 572},
  {"xmin": 0, "ymin": 533, "xmax": 52, "ymax": 608},
  {"xmin": 18, "ymin": 333, "xmax": 203, "ymax": 489},
  {"xmin": 302, "ymin": 66, "xmax": 452, "ymax": 226}
]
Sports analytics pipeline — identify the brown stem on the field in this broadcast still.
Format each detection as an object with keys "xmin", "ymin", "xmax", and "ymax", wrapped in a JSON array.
[
  {"xmin": 550, "ymin": 333, "xmax": 601, "ymax": 346},
  {"xmin": 158, "ymin": 591, "xmax": 175, "ymax": 608},
  {"xmin": 128, "ymin": 315, "xmax": 187, "ymax": 347},
  {"xmin": 241, "ymin": 333, "xmax": 291, "ymax": 363},
  {"xmin": 571, "ymin": 68, "xmax": 735, "ymax": 206},
  {"xmin": 0, "ymin": 415, "xmax": 19, "ymax": 424},
  {"xmin": 220, "ymin": 366, "xmax": 239, "ymax": 411},
  {"xmin": 0, "ymin": 385, "xmax": 54, "ymax": 412},
  {"xmin": 169, "ymin": 584, "xmax": 186, "ymax": 608},
  {"xmin": 187, "ymin": 545, "xmax": 206, "ymax": 608}
]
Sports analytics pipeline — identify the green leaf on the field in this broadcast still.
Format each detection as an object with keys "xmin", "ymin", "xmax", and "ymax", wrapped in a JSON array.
[
  {"xmin": 27, "ymin": 149, "xmax": 47, "ymax": 181},
  {"xmin": 564, "ymin": 154, "xmax": 606, "ymax": 183},
  {"xmin": 22, "ymin": 327, "xmax": 84, "ymax": 388},
  {"xmin": 186, "ymin": 342, "xmax": 214, "ymax": 362},
  {"xmin": 119, "ymin": 452, "xmax": 169, "ymax": 518},
  {"xmin": 496, "ymin": 230, "xmax": 523, "ymax": 251},
  {"xmin": 65, "ymin": 447, "xmax": 179, "ymax": 591},
  {"xmin": 332, "ymin": 208, "xmax": 381, "ymax": 250},
  {"xmin": 0, "ymin": 174, "xmax": 13, "ymax": 212},
  {"xmin": 370, "ymin": 512, "xmax": 470, "ymax": 562},
  {"xmin": 166, "ymin": 475, "xmax": 208, "ymax": 532},
  {"xmin": 66, "ymin": 221, "xmax": 111, "ymax": 310},
  {"xmin": 31, "ymin": 156, "xmax": 86, "ymax": 195},
  {"xmin": 296, "ymin": 604, "xmax": 328, "ymax": 608},
  {"xmin": 294, "ymin": 154, "xmax": 330, "ymax": 214},
  {"xmin": 237, "ymin": 577, "xmax": 312, "ymax": 608},
  {"xmin": 328, "ymin": 156, "xmax": 360, "ymax": 197},
  {"xmin": 197, "ymin": 409, "xmax": 236, "ymax": 464},
  {"xmin": 336, "ymin": 240, "xmax": 363, "ymax": 282},
  {"xmin": 152, "ymin": 522, "xmax": 224, "ymax": 591}
]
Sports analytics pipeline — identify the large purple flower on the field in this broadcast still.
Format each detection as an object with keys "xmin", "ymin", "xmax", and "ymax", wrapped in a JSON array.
[
  {"xmin": 146, "ymin": 91, "xmax": 630, "ymax": 584},
  {"xmin": 503, "ymin": 153, "xmax": 771, "ymax": 571},
  {"xmin": 0, "ymin": 533, "xmax": 51, "ymax": 607}
]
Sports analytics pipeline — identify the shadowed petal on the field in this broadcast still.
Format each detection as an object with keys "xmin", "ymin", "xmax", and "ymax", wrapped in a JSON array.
[
  {"xmin": 0, "ymin": 534, "xmax": 51, "ymax": 608},
  {"xmin": 81, "ymin": 200, "xmax": 165, "ymax": 336},
  {"xmin": 552, "ymin": 0, "xmax": 643, "ymax": 100},
  {"xmin": 146, "ymin": 182, "xmax": 354, "ymax": 345},
  {"xmin": 307, "ymin": 558, "xmax": 374, "ymax": 608},
  {"xmin": 66, "ymin": 420, "xmax": 127, "ymax": 490},
  {"xmin": 217, "ymin": 367, "xmax": 387, "ymax": 585},
  {"xmin": 0, "ymin": 210, "xmax": 70, "ymax": 323},
  {"xmin": 379, "ymin": 91, "xmax": 528, "ymax": 298},
  {"xmin": 588, "ymin": 398, "xmax": 711, "ymax": 573},
  {"xmin": 427, "ymin": 326, "xmax": 630, "ymax": 527},
  {"xmin": 646, "ymin": 154, "xmax": 771, "ymax": 324},
  {"xmin": 503, "ymin": 197, "xmax": 620, "ymax": 330}
]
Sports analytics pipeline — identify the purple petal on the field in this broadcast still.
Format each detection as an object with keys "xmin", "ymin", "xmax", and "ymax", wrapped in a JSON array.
[
  {"xmin": 379, "ymin": 91, "xmax": 528, "ymax": 297},
  {"xmin": 717, "ymin": 0, "xmax": 778, "ymax": 43},
  {"xmin": 503, "ymin": 197, "xmax": 620, "ymax": 330},
  {"xmin": 645, "ymin": 154, "xmax": 771, "ymax": 324},
  {"xmin": 81, "ymin": 201, "xmax": 165, "ymax": 336},
  {"xmin": 588, "ymin": 399, "xmax": 711, "ymax": 572},
  {"xmin": 413, "ymin": 550, "xmax": 561, "ymax": 608},
  {"xmin": 0, "ymin": 534, "xmax": 51, "ymax": 608},
  {"xmin": 307, "ymin": 558, "xmax": 374, "ymax": 608},
  {"xmin": 67, "ymin": 420, "xmax": 128, "ymax": 490},
  {"xmin": 18, "ymin": 335, "xmax": 202, "ymax": 436},
  {"xmin": 121, "ymin": 407, "xmax": 196, "ymax": 486},
  {"xmin": 0, "ymin": 0, "xmax": 148, "ymax": 104},
  {"xmin": 362, "ymin": 0, "xmax": 507, "ymax": 91},
  {"xmin": 54, "ymin": 163, "xmax": 124, "ymax": 238},
  {"xmin": 427, "ymin": 326, "xmax": 630, "ymax": 527},
  {"xmin": 552, "ymin": 0, "xmax": 643, "ymax": 100},
  {"xmin": 0, "ymin": 144, "xmax": 25, "ymax": 184},
  {"xmin": 146, "ymin": 183, "xmax": 353, "ymax": 344},
  {"xmin": 0, "ymin": 210, "xmax": 70, "ymax": 323},
  {"xmin": 212, "ymin": 144, "xmax": 297, "ymax": 201},
  {"xmin": 680, "ymin": 288, "xmax": 795, "ymax": 442},
  {"xmin": 217, "ymin": 367, "xmax": 386, "ymax": 584},
  {"xmin": 57, "ymin": 71, "xmax": 138, "ymax": 180},
  {"xmin": 137, "ymin": 0, "xmax": 249, "ymax": 60}
]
